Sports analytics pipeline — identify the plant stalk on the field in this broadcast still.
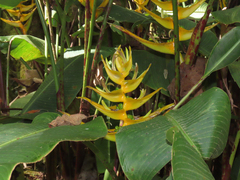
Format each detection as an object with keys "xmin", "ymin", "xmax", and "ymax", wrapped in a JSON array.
[
  {"xmin": 184, "ymin": 0, "xmax": 215, "ymax": 65},
  {"xmin": 172, "ymin": 0, "xmax": 180, "ymax": 102},
  {"xmin": 35, "ymin": 0, "xmax": 59, "ymax": 92}
]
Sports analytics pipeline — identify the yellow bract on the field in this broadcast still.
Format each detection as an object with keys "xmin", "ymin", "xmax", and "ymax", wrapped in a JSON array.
[
  {"xmin": 114, "ymin": 0, "xmax": 217, "ymax": 55},
  {"xmin": 0, "ymin": 0, "xmax": 36, "ymax": 34},
  {"xmin": 79, "ymin": 47, "xmax": 173, "ymax": 141}
]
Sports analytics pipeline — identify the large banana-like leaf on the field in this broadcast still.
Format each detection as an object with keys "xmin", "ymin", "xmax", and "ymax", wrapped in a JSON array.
[
  {"xmin": 0, "ymin": 113, "xmax": 107, "ymax": 180},
  {"xmin": 116, "ymin": 87, "xmax": 231, "ymax": 180}
]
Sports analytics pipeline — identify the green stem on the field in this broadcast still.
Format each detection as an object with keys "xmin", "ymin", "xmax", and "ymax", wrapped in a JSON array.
[
  {"xmin": 172, "ymin": 0, "xmax": 180, "ymax": 102},
  {"xmin": 55, "ymin": 0, "xmax": 68, "ymax": 111},
  {"xmin": 173, "ymin": 77, "xmax": 205, "ymax": 110},
  {"xmin": 82, "ymin": 0, "xmax": 97, "ymax": 99},
  {"xmin": 6, "ymin": 39, "xmax": 13, "ymax": 106},
  {"xmin": 83, "ymin": 141, "xmax": 117, "ymax": 179},
  {"xmin": 229, "ymin": 130, "xmax": 240, "ymax": 167},
  {"xmin": 35, "ymin": 0, "xmax": 59, "ymax": 92},
  {"xmin": 89, "ymin": 0, "xmax": 113, "ymax": 94},
  {"xmin": 46, "ymin": 0, "xmax": 57, "ymax": 63}
]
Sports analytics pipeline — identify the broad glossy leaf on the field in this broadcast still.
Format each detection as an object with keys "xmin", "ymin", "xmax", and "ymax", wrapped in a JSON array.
[
  {"xmin": 172, "ymin": 131, "xmax": 214, "ymax": 180},
  {"xmin": 116, "ymin": 87, "xmax": 230, "ymax": 180},
  {"xmin": 0, "ymin": 0, "xmax": 22, "ymax": 9},
  {"xmin": 166, "ymin": 87, "xmax": 231, "ymax": 158},
  {"xmin": 212, "ymin": 6, "xmax": 240, "ymax": 25},
  {"xmin": 116, "ymin": 115, "xmax": 172, "ymax": 180},
  {"xmin": 0, "ymin": 113, "xmax": 107, "ymax": 180},
  {"xmin": 204, "ymin": 27, "xmax": 240, "ymax": 77},
  {"xmin": 228, "ymin": 60, "xmax": 240, "ymax": 88}
]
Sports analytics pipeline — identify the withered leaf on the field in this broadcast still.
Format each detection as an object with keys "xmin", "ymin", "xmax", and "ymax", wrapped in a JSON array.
[{"xmin": 49, "ymin": 114, "xmax": 87, "ymax": 128}]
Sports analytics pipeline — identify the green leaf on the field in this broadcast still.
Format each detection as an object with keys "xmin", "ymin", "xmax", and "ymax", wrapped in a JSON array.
[
  {"xmin": 0, "ymin": 0, "xmax": 22, "ymax": 9},
  {"xmin": 212, "ymin": 6, "xmax": 240, "ymax": 25},
  {"xmin": 172, "ymin": 131, "xmax": 214, "ymax": 180},
  {"xmin": 109, "ymin": 5, "xmax": 151, "ymax": 23},
  {"xmin": 0, "ymin": 35, "xmax": 50, "ymax": 63},
  {"xmin": 116, "ymin": 116, "xmax": 172, "ymax": 180},
  {"xmin": 21, "ymin": 55, "xmax": 83, "ymax": 115},
  {"xmin": 204, "ymin": 26, "xmax": 240, "ymax": 77},
  {"xmin": 228, "ymin": 60, "xmax": 240, "ymax": 89},
  {"xmin": 20, "ymin": 47, "xmax": 115, "ymax": 117},
  {"xmin": 0, "ymin": 113, "xmax": 108, "ymax": 179},
  {"xmin": 166, "ymin": 87, "xmax": 230, "ymax": 158},
  {"xmin": 116, "ymin": 87, "xmax": 230, "ymax": 180},
  {"xmin": 132, "ymin": 50, "xmax": 175, "ymax": 93}
]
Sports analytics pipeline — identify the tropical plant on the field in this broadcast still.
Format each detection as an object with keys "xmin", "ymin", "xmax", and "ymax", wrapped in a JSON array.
[{"xmin": 0, "ymin": 0, "xmax": 240, "ymax": 179}]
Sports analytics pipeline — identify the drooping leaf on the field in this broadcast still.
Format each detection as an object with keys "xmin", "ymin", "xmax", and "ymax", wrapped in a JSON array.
[
  {"xmin": 116, "ymin": 87, "xmax": 230, "ymax": 180},
  {"xmin": 228, "ymin": 60, "xmax": 240, "ymax": 89},
  {"xmin": 212, "ymin": 6, "xmax": 240, "ymax": 25},
  {"xmin": 172, "ymin": 131, "xmax": 214, "ymax": 180},
  {"xmin": 204, "ymin": 26, "xmax": 240, "ymax": 77},
  {"xmin": 0, "ymin": 113, "xmax": 107, "ymax": 180}
]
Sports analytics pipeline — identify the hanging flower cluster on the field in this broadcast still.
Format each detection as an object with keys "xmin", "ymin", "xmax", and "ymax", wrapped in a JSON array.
[
  {"xmin": 112, "ymin": 0, "xmax": 217, "ymax": 55},
  {"xmin": 0, "ymin": 0, "xmax": 36, "ymax": 34},
  {"xmin": 80, "ymin": 46, "xmax": 174, "ymax": 141}
]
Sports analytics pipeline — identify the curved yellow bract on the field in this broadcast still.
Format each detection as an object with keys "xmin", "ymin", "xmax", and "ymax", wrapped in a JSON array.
[{"xmin": 79, "ymin": 47, "xmax": 174, "ymax": 141}]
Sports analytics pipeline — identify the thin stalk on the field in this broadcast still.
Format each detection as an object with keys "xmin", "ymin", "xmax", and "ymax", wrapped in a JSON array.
[
  {"xmin": 55, "ymin": 0, "xmax": 68, "ymax": 111},
  {"xmin": 55, "ymin": 25, "xmax": 59, "ymax": 57},
  {"xmin": 82, "ymin": 0, "xmax": 97, "ymax": 98},
  {"xmin": 229, "ymin": 130, "xmax": 240, "ymax": 167},
  {"xmin": 46, "ymin": 0, "xmax": 58, "ymax": 63},
  {"xmin": 89, "ymin": 0, "xmax": 114, "ymax": 93},
  {"xmin": 35, "ymin": 0, "xmax": 59, "ymax": 92},
  {"xmin": 6, "ymin": 39, "xmax": 13, "ymax": 106},
  {"xmin": 173, "ymin": 77, "xmax": 205, "ymax": 110},
  {"xmin": 172, "ymin": 0, "xmax": 180, "ymax": 102},
  {"xmin": 184, "ymin": 0, "xmax": 215, "ymax": 65},
  {"xmin": 0, "ymin": 53, "xmax": 7, "ymax": 111},
  {"xmin": 83, "ymin": 141, "xmax": 117, "ymax": 179}
]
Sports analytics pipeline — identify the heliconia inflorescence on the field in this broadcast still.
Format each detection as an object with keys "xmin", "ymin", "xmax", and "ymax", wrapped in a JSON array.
[
  {"xmin": 111, "ymin": 0, "xmax": 218, "ymax": 55},
  {"xmin": 0, "ymin": 0, "xmax": 36, "ymax": 34},
  {"xmin": 79, "ymin": 46, "xmax": 174, "ymax": 141}
]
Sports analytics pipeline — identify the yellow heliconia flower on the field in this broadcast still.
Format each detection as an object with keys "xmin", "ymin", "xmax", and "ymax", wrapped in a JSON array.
[
  {"xmin": 151, "ymin": 0, "xmax": 205, "ymax": 19},
  {"xmin": 123, "ymin": 4, "xmax": 217, "ymax": 42},
  {"xmin": 1, "ymin": 0, "xmax": 36, "ymax": 34},
  {"xmin": 79, "ymin": 47, "xmax": 174, "ymax": 142},
  {"xmin": 78, "ymin": 0, "xmax": 109, "ymax": 18},
  {"xmin": 111, "ymin": 24, "xmax": 175, "ymax": 54}
]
